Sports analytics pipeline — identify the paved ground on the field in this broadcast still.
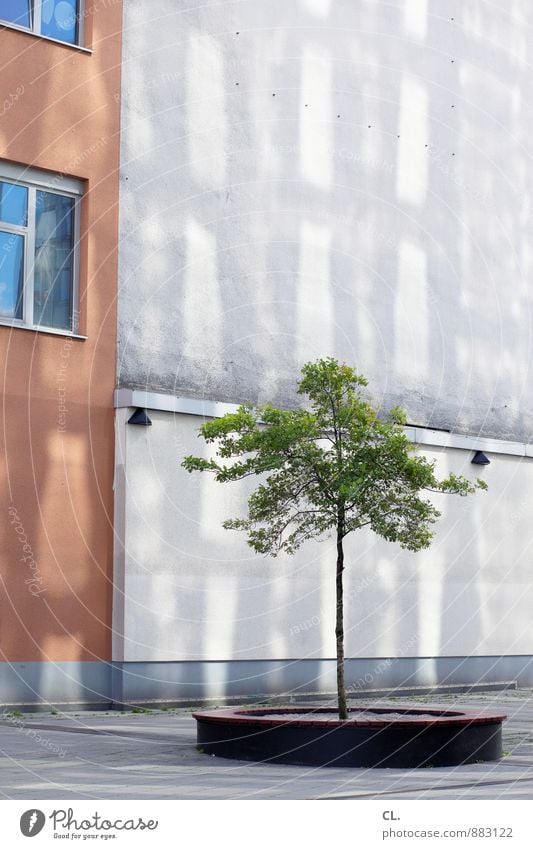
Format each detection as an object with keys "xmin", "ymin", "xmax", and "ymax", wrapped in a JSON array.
[{"xmin": 1, "ymin": 690, "xmax": 532, "ymax": 799}]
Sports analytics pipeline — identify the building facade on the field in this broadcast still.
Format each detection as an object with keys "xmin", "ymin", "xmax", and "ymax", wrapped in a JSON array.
[
  {"xmin": 3, "ymin": 0, "xmax": 533, "ymax": 709},
  {"xmin": 112, "ymin": 0, "xmax": 533, "ymax": 704},
  {"xmin": 0, "ymin": 0, "xmax": 122, "ymax": 706}
]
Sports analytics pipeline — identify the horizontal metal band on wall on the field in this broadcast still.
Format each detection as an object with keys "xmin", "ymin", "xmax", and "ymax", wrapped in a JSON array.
[
  {"xmin": 1, "ymin": 657, "xmax": 533, "ymax": 708},
  {"xmin": 115, "ymin": 389, "xmax": 533, "ymax": 459}
]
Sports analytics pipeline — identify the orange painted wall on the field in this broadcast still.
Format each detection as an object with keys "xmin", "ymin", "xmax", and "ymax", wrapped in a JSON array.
[{"xmin": 0, "ymin": 6, "xmax": 122, "ymax": 662}]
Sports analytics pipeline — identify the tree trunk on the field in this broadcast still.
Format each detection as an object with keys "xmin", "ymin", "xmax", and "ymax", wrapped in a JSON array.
[{"xmin": 335, "ymin": 531, "xmax": 348, "ymax": 720}]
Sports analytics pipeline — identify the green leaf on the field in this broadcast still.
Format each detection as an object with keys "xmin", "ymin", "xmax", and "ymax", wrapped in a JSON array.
[{"xmin": 180, "ymin": 357, "xmax": 486, "ymax": 557}]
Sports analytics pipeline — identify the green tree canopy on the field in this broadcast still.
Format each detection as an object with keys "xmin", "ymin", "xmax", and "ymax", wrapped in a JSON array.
[{"xmin": 183, "ymin": 358, "xmax": 487, "ymax": 718}]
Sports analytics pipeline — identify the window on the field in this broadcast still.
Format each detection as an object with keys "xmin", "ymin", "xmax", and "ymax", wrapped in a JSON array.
[
  {"xmin": 0, "ymin": 0, "xmax": 81, "ymax": 46},
  {"xmin": 0, "ymin": 162, "xmax": 82, "ymax": 334}
]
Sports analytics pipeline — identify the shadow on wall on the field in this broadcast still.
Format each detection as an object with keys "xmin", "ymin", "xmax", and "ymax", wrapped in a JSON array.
[
  {"xmin": 113, "ymin": 0, "xmax": 533, "ymax": 700},
  {"xmin": 118, "ymin": 0, "xmax": 533, "ymax": 441},
  {"xmin": 116, "ymin": 396, "xmax": 533, "ymax": 703}
]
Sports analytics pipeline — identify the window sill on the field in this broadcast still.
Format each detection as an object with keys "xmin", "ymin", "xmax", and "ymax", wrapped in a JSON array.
[
  {"xmin": 0, "ymin": 320, "xmax": 87, "ymax": 340},
  {"xmin": 0, "ymin": 21, "xmax": 92, "ymax": 53}
]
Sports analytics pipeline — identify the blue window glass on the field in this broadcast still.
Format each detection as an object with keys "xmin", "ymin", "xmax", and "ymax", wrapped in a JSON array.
[
  {"xmin": 40, "ymin": 0, "xmax": 78, "ymax": 45},
  {"xmin": 0, "ymin": 181, "xmax": 28, "ymax": 227},
  {"xmin": 0, "ymin": 0, "xmax": 30, "ymax": 27},
  {"xmin": 33, "ymin": 191, "xmax": 75, "ymax": 330},
  {"xmin": 0, "ymin": 231, "xmax": 24, "ymax": 319}
]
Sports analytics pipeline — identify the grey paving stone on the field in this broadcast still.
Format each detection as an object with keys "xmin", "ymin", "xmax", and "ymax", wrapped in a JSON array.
[{"xmin": 0, "ymin": 690, "xmax": 532, "ymax": 799}]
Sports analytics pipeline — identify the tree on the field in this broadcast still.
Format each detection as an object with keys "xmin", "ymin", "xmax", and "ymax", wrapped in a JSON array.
[{"xmin": 182, "ymin": 358, "xmax": 487, "ymax": 720}]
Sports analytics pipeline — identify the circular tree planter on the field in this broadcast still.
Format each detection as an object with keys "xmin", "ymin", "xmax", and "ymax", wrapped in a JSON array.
[{"xmin": 193, "ymin": 705, "xmax": 506, "ymax": 768}]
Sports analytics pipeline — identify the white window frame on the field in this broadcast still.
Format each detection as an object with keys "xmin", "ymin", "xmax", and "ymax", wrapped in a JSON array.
[
  {"xmin": 0, "ymin": 0, "xmax": 85, "ymax": 48},
  {"xmin": 0, "ymin": 161, "xmax": 83, "ymax": 337}
]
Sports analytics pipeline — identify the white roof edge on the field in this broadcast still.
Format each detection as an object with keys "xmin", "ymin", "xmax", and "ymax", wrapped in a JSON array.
[
  {"xmin": 113, "ymin": 389, "xmax": 532, "ymax": 458},
  {"xmin": 114, "ymin": 389, "xmax": 242, "ymax": 419}
]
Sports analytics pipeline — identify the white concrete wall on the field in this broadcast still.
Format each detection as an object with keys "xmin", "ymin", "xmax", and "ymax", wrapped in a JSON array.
[
  {"xmin": 114, "ymin": 409, "xmax": 533, "ymax": 666},
  {"xmin": 118, "ymin": 0, "xmax": 533, "ymax": 440}
]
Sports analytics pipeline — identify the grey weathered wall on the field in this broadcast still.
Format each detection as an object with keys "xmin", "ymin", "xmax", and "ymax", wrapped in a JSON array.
[{"xmin": 118, "ymin": 0, "xmax": 533, "ymax": 440}]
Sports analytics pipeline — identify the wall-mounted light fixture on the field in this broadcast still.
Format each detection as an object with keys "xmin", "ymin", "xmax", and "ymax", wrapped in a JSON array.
[
  {"xmin": 471, "ymin": 450, "xmax": 490, "ymax": 465},
  {"xmin": 128, "ymin": 408, "xmax": 152, "ymax": 426}
]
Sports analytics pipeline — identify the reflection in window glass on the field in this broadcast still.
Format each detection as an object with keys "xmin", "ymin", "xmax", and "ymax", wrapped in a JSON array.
[
  {"xmin": 0, "ymin": 0, "xmax": 31, "ymax": 27},
  {"xmin": 40, "ymin": 0, "xmax": 78, "ymax": 45},
  {"xmin": 34, "ymin": 191, "xmax": 75, "ymax": 330},
  {"xmin": 0, "ymin": 181, "xmax": 28, "ymax": 227},
  {"xmin": 0, "ymin": 231, "xmax": 24, "ymax": 319}
]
